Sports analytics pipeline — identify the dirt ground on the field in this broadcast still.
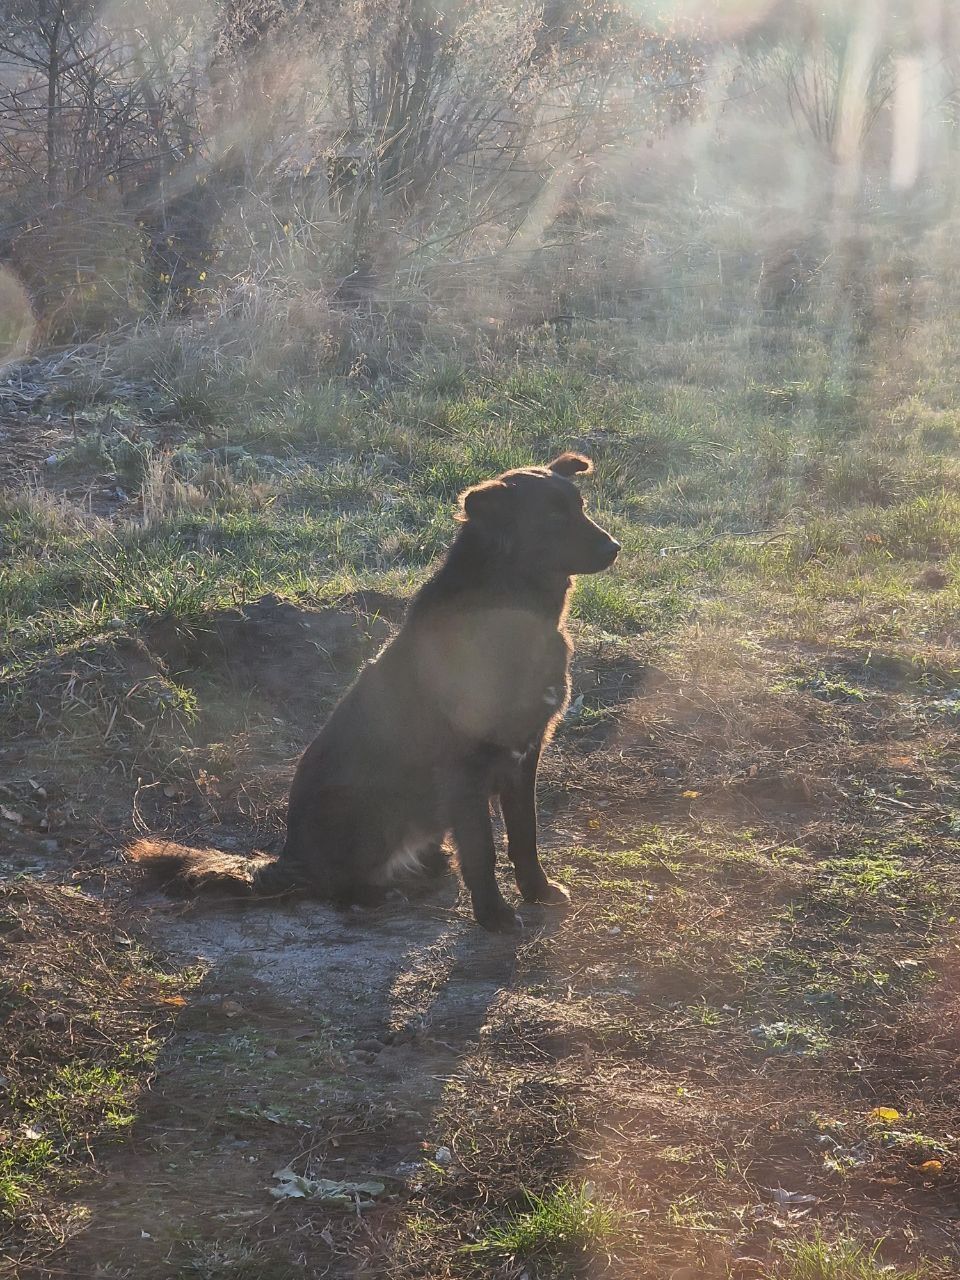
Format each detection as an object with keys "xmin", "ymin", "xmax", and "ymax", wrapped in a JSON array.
[
  {"xmin": 4, "ymin": 582, "xmax": 959, "ymax": 1280},
  {"xmin": 4, "ymin": 364, "xmax": 960, "ymax": 1278},
  {"xmin": 62, "ymin": 883, "xmax": 527, "ymax": 1276}
]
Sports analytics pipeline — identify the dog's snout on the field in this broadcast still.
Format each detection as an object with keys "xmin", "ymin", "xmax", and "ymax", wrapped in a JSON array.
[
  {"xmin": 602, "ymin": 537, "xmax": 620, "ymax": 566},
  {"xmin": 580, "ymin": 530, "xmax": 620, "ymax": 573}
]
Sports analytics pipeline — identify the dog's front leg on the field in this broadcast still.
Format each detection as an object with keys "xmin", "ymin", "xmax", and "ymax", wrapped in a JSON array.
[
  {"xmin": 500, "ymin": 748, "xmax": 571, "ymax": 907},
  {"xmin": 448, "ymin": 781, "xmax": 522, "ymax": 933}
]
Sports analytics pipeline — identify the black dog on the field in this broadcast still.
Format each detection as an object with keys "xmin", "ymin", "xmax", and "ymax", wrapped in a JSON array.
[{"xmin": 135, "ymin": 453, "xmax": 619, "ymax": 931}]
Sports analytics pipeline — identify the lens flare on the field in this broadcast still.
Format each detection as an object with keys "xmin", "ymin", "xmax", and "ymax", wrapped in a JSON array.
[{"xmin": 0, "ymin": 267, "xmax": 35, "ymax": 367}]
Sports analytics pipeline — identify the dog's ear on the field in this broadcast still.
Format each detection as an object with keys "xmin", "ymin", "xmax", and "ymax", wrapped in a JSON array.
[
  {"xmin": 548, "ymin": 452, "xmax": 592, "ymax": 477},
  {"xmin": 458, "ymin": 479, "xmax": 511, "ymax": 525}
]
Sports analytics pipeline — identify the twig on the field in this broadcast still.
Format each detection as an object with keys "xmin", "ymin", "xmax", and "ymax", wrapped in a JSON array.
[{"xmin": 658, "ymin": 529, "xmax": 793, "ymax": 556}]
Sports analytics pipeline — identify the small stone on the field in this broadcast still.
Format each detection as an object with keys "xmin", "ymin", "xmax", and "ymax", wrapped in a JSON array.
[
  {"xmin": 356, "ymin": 1037, "xmax": 386, "ymax": 1054},
  {"xmin": 434, "ymin": 1146, "xmax": 453, "ymax": 1166}
]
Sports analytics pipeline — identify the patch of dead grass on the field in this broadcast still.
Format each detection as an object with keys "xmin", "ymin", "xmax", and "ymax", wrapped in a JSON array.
[{"xmin": 0, "ymin": 880, "xmax": 187, "ymax": 1272}]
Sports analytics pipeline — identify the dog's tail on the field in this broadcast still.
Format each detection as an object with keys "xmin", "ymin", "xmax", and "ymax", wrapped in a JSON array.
[{"xmin": 128, "ymin": 839, "xmax": 302, "ymax": 899}]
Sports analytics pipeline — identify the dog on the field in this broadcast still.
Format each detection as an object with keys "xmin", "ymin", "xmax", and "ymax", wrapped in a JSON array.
[{"xmin": 133, "ymin": 453, "xmax": 620, "ymax": 931}]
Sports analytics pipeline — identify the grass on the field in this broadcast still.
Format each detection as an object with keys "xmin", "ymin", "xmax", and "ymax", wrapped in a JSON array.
[
  {"xmin": 4, "ymin": 316, "xmax": 960, "ymax": 673},
  {"xmin": 0, "ymin": 883, "xmax": 189, "ymax": 1262},
  {"xmin": 779, "ymin": 1232, "xmax": 927, "ymax": 1280},
  {"xmin": 465, "ymin": 1182, "xmax": 620, "ymax": 1265},
  {"xmin": 4, "ymin": 311, "xmax": 960, "ymax": 1276},
  {"xmin": 175, "ymin": 1238, "xmax": 298, "ymax": 1280},
  {"xmin": 0, "ymin": 1065, "xmax": 136, "ymax": 1213}
]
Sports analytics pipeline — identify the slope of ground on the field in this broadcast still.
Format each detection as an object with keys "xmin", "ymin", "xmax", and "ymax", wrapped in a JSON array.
[{"xmin": 3, "ymin": 317, "xmax": 960, "ymax": 1279}]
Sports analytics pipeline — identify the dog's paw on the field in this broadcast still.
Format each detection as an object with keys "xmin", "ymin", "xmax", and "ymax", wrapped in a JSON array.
[
  {"xmin": 474, "ymin": 898, "xmax": 524, "ymax": 933},
  {"xmin": 521, "ymin": 878, "xmax": 571, "ymax": 907}
]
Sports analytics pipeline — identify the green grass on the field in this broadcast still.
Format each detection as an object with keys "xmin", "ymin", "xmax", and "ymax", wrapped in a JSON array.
[
  {"xmin": 0, "ymin": 1064, "xmax": 138, "ymax": 1213},
  {"xmin": 4, "ymin": 321, "xmax": 960, "ymax": 670},
  {"xmin": 0, "ymin": 883, "xmax": 189, "ymax": 1253},
  {"xmin": 0, "ymin": 1135, "xmax": 58, "ymax": 1213},
  {"xmin": 779, "ymin": 1232, "xmax": 926, "ymax": 1280},
  {"xmin": 465, "ymin": 1182, "xmax": 620, "ymax": 1265},
  {"xmin": 821, "ymin": 854, "xmax": 918, "ymax": 904}
]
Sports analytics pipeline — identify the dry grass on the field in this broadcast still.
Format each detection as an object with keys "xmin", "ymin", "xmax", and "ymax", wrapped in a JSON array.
[
  {"xmin": 4, "ymin": 285, "xmax": 960, "ymax": 1277},
  {"xmin": 0, "ymin": 881, "xmax": 187, "ymax": 1271}
]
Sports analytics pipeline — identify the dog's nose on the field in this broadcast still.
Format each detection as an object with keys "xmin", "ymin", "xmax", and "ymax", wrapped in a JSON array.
[{"xmin": 605, "ymin": 538, "xmax": 621, "ymax": 562}]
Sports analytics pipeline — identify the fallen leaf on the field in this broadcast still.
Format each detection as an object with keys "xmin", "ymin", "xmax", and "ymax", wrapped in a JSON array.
[
  {"xmin": 270, "ymin": 1168, "xmax": 385, "ymax": 1207},
  {"xmin": 230, "ymin": 1103, "xmax": 310, "ymax": 1128},
  {"xmin": 161, "ymin": 995, "xmax": 187, "ymax": 1007},
  {"xmin": 762, "ymin": 1185, "xmax": 820, "ymax": 1208},
  {"xmin": 565, "ymin": 693, "xmax": 585, "ymax": 722},
  {"xmin": 682, "ymin": 789, "xmax": 700, "ymax": 799},
  {"xmin": 869, "ymin": 1107, "xmax": 901, "ymax": 1123},
  {"xmin": 921, "ymin": 1160, "xmax": 943, "ymax": 1174},
  {"xmin": 1, "ymin": 806, "xmax": 23, "ymax": 825}
]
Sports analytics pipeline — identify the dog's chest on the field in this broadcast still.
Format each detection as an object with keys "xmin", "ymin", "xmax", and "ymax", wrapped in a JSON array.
[
  {"xmin": 487, "ymin": 627, "xmax": 569, "ymax": 747},
  {"xmin": 504, "ymin": 678, "xmax": 566, "ymax": 759},
  {"xmin": 416, "ymin": 604, "xmax": 571, "ymax": 746}
]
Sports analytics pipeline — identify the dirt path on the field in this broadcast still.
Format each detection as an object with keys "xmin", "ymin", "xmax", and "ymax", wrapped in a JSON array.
[
  {"xmin": 41, "ymin": 795, "xmax": 960, "ymax": 1280},
  {"xmin": 57, "ymin": 872, "xmax": 546, "ymax": 1278}
]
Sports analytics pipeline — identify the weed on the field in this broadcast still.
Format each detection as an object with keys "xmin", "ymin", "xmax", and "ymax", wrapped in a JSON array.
[
  {"xmin": 778, "ymin": 1232, "xmax": 925, "ymax": 1280},
  {"xmin": 0, "ymin": 882, "xmax": 188, "ymax": 1258},
  {"xmin": 177, "ymin": 1238, "xmax": 297, "ymax": 1280},
  {"xmin": 465, "ymin": 1182, "xmax": 620, "ymax": 1265}
]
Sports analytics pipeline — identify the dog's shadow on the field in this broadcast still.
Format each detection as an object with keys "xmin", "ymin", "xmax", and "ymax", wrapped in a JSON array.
[
  {"xmin": 325, "ymin": 867, "xmax": 569, "ymax": 1047},
  {"xmin": 57, "ymin": 870, "xmax": 568, "ymax": 1273}
]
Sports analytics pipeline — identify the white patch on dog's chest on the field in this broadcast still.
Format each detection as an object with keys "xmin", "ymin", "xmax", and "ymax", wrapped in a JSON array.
[
  {"xmin": 510, "ymin": 688, "xmax": 562, "ymax": 762},
  {"xmin": 381, "ymin": 836, "xmax": 431, "ymax": 882}
]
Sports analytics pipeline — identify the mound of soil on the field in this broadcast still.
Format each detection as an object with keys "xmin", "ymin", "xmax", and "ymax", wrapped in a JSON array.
[
  {"xmin": 1, "ymin": 594, "xmax": 406, "ymax": 852},
  {"xmin": 143, "ymin": 591, "xmax": 400, "ymax": 709},
  {"xmin": 0, "ymin": 633, "xmax": 187, "ymax": 746}
]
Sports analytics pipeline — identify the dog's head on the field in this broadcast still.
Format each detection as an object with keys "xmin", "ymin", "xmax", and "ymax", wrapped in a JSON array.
[{"xmin": 458, "ymin": 453, "xmax": 620, "ymax": 575}]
